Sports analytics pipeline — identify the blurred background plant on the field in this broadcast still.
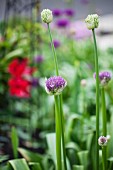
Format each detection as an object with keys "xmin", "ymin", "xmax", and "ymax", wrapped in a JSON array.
[{"xmin": 0, "ymin": 0, "xmax": 113, "ymax": 170}]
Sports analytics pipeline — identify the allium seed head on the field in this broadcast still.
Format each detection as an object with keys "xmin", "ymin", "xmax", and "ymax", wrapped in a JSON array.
[
  {"xmin": 45, "ymin": 76, "xmax": 67, "ymax": 95},
  {"xmin": 85, "ymin": 14, "xmax": 99, "ymax": 30},
  {"xmin": 98, "ymin": 136, "xmax": 108, "ymax": 146},
  {"xmin": 41, "ymin": 9, "xmax": 53, "ymax": 24}
]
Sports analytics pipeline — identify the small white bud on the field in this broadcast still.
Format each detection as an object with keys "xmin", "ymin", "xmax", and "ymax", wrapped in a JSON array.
[
  {"xmin": 85, "ymin": 14, "xmax": 99, "ymax": 30},
  {"xmin": 98, "ymin": 136, "xmax": 108, "ymax": 147},
  {"xmin": 41, "ymin": 9, "xmax": 53, "ymax": 24}
]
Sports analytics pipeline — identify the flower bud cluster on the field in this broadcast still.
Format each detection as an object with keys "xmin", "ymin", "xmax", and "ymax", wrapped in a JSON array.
[{"xmin": 85, "ymin": 14, "xmax": 99, "ymax": 30}]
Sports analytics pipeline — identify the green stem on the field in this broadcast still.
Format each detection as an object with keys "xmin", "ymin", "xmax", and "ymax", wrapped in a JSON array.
[
  {"xmin": 101, "ymin": 88, "xmax": 107, "ymax": 170},
  {"xmin": 59, "ymin": 95, "xmax": 67, "ymax": 170},
  {"xmin": 54, "ymin": 95, "xmax": 62, "ymax": 170},
  {"xmin": 47, "ymin": 23, "xmax": 67, "ymax": 170},
  {"xmin": 92, "ymin": 29, "xmax": 100, "ymax": 170},
  {"xmin": 101, "ymin": 88, "xmax": 107, "ymax": 136},
  {"xmin": 102, "ymin": 147, "xmax": 106, "ymax": 170},
  {"xmin": 47, "ymin": 23, "xmax": 59, "ymax": 76}
]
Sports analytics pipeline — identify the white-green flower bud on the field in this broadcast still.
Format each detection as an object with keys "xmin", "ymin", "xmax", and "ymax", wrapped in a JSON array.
[
  {"xmin": 98, "ymin": 136, "xmax": 108, "ymax": 147},
  {"xmin": 41, "ymin": 9, "xmax": 53, "ymax": 24},
  {"xmin": 85, "ymin": 14, "xmax": 99, "ymax": 30}
]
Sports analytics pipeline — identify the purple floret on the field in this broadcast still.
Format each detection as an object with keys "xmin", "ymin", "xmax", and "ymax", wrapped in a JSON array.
[
  {"xmin": 52, "ymin": 9, "xmax": 62, "ymax": 17},
  {"xmin": 94, "ymin": 71, "xmax": 111, "ymax": 86},
  {"xmin": 34, "ymin": 55, "xmax": 44, "ymax": 64},
  {"xmin": 31, "ymin": 78, "xmax": 40, "ymax": 87},
  {"xmin": 56, "ymin": 19, "xmax": 70, "ymax": 28},
  {"xmin": 53, "ymin": 40, "xmax": 61, "ymax": 48},
  {"xmin": 64, "ymin": 9, "xmax": 75, "ymax": 17},
  {"xmin": 99, "ymin": 72, "xmax": 111, "ymax": 81},
  {"xmin": 45, "ymin": 76, "xmax": 67, "ymax": 95}
]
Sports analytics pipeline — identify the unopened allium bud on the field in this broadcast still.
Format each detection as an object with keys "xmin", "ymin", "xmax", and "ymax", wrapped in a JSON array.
[
  {"xmin": 80, "ymin": 79, "xmax": 87, "ymax": 87},
  {"xmin": 94, "ymin": 71, "xmax": 111, "ymax": 87},
  {"xmin": 98, "ymin": 136, "xmax": 108, "ymax": 146},
  {"xmin": 106, "ymin": 135, "xmax": 111, "ymax": 141},
  {"xmin": 41, "ymin": 9, "xmax": 53, "ymax": 24},
  {"xmin": 45, "ymin": 76, "xmax": 67, "ymax": 95},
  {"xmin": 85, "ymin": 14, "xmax": 99, "ymax": 30}
]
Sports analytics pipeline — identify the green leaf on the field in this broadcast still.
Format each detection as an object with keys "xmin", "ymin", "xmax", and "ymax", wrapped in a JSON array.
[
  {"xmin": 77, "ymin": 150, "xmax": 89, "ymax": 170},
  {"xmin": 18, "ymin": 148, "xmax": 43, "ymax": 163},
  {"xmin": 8, "ymin": 158, "xmax": 30, "ymax": 170},
  {"xmin": 65, "ymin": 114, "xmax": 81, "ymax": 142},
  {"xmin": 29, "ymin": 162, "xmax": 42, "ymax": 170},
  {"xmin": 11, "ymin": 127, "xmax": 19, "ymax": 159},
  {"xmin": 72, "ymin": 165, "xmax": 84, "ymax": 170},
  {"xmin": 0, "ymin": 155, "xmax": 9, "ymax": 163},
  {"xmin": 86, "ymin": 133, "xmax": 93, "ymax": 150},
  {"xmin": 46, "ymin": 133, "xmax": 56, "ymax": 164},
  {"xmin": 4, "ymin": 49, "xmax": 23, "ymax": 61},
  {"xmin": 0, "ymin": 116, "xmax": 29, "ymax": 127}
]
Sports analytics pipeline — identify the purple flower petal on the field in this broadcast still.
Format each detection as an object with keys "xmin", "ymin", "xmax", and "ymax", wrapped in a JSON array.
[
  {"xmin": 45, "ymin": 76, "xmax": 67, "ymax": 95},
  {"xmin": 53, "ymin": 40, "xmax": 61, "ymax": 48},
  {"xmin": 31, "ymin": 78, "xmax": 40, "ymax": 87},
  {"xmin": 52, "ymin": 9, "xmax": 62, "ymax": 17},
  {"xmin": 56, "ymin": 19, "xmax": 70, "ymax": 28},
  {"xmin": 34, "ymin": 55, "xmax": 44, "ymax": 64},
  {"xmin": 64, "ymin": 9, "xmax": 75, "ymax": 17},
  {"xmin": 94, "ymin": 71, "xmax": 111, "ymax": 86}
]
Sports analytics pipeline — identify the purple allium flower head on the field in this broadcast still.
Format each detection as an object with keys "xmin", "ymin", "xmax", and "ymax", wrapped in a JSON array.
[
  {"xmin": 31, "ymin": 78, "xmax": 40, "ymax": 87},
  {"xmin": 56, "ymin": 19, "xmax": 70, "ymax": 28},
  {"xmin": 94, "ymin": 71, "xmax": 111, "ymax": 87},
  {"xmin": 45, "ymin": 76, "xmax": 67, "ymax": 95},
  {"xmin": 53, "ymin": 40, "xmax": 61, "ymax": 48},
  {"xmin": 34, "ymin": 55, "xmax": 44, "ymax": 64},
  {"xmin": 98, "ymin": 136, "xmax": 108, "ymax": 146},
  {"xmin": 64, "ymin": 9, "xmax": 75, "ymax": 17},
  {"xmin": 52, "ymin": 9, "xmax": 62, "ymax": 17}
]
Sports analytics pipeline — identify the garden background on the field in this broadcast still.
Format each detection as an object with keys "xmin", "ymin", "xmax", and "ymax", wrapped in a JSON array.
[{"xmin": 0, "ymin": 0, "xmax": 113, "ymax": 170}]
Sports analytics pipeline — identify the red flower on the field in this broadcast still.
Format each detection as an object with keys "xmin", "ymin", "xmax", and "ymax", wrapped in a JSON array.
[
  {"xmin": 8, "ymin": 77, "xmax": 31, "ymax": 98},
  {"xmin": 8, "ymin": 58, "xmax": 37, "ymax": 98},
  {"xmin": 8, "ymin": 58, "xmax": 28, "ymax": 77}
]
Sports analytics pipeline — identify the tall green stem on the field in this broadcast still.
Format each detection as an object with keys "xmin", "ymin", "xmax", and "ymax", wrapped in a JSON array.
[
  {"xmin": 101, "ymin": 88, "xmax": 107, "ymax": 170},
  {"xmin": 102, "ymin": 147, "xmax": 106, "ymax": 170},
  {"xmin": 54, "ymin": 95, "xmax": 62, "ymax": 170},
  {"xmin": 59, "ymin": 95, "xmax": 67, "ymax": 170},
  {"xmin": 47, "ymin": 23, "xmax": 67, "ymax": 170},
  {"xmin": 47, "ymin": 24, "xmax": 59, "ymax": 76},
  {"xmin": 101, "ymin": 88, "xmax": 107, "ymax": 136},
  {"xmin": 92, "ymin": 29, "xmax": 100, "ymax": 170}
]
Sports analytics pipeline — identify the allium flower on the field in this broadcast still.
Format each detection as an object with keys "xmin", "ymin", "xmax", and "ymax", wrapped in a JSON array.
[
  {"xmin": 45, "ymin": 76, "xmax": 67, "ymax": 95},
  {"xmin": 31, "ymin": 78, "xmax": 40, "ymax": 87},
  {"xmin": 94, "ymin": 71, "xmax": 111, "ymax": 87},
  {"xmin": 53, "ymin": 40, "xmax": 61, "ymax": 48},
  {"xmin": 85, "ymin": 14, "xmax": 99, "ymax": 30},
  {"xmin": 64, "ymin": 9, "xmax": 75, "ymax": 17},
  {"xmin": 52, "ymin": 9, "xmax": 62, "ymax": 17},
  {"xmin": 56, "ymin": 19, "xmax": 70, "ymax": 28},
  {"xmin": 34, "ymin": 55, "xmax": 44, "ymax": 63},
  {"xmin": 98, "ymin": 136, "xmax": 108, "ymax": 146},
  {"xmin": 41, "ymin": 9, "xmax": 53, "ymax": 24}
]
